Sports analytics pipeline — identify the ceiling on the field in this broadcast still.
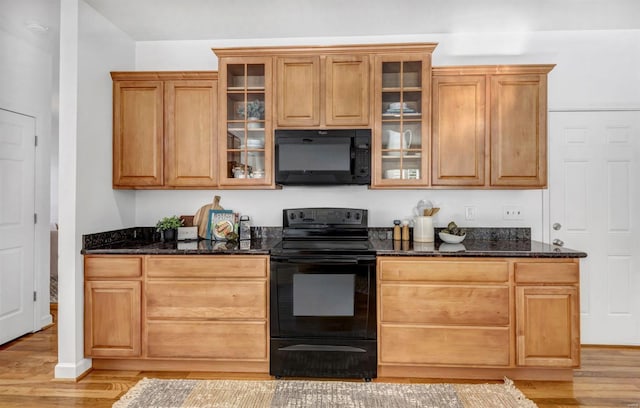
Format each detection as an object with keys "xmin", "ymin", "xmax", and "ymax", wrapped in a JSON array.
[
  {"xmin": 81, "ymin": 0, "xmax": 640, "ymax": 41},
  {"xmin": 2, "ymin": 0, "xmax": 639, "ymax": 48}
]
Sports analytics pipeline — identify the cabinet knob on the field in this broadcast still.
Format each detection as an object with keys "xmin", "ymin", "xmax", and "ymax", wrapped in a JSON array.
[
  {"xmin": 553, "ymin": 223, "xmax": 562, "ymax": 231},
  {"xmin": 552, "ymin": 238, "xmax": 564, "ymax": 247}
]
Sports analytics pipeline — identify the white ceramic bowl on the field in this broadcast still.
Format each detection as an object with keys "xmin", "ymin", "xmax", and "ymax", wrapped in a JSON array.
[{"xmin": 438, "ymin": 231, "xmax": 466, "ymax": 244}]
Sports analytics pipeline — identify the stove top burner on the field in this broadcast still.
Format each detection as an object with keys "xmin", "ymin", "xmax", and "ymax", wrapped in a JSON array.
[{"xmin": 274, "ymin": 207, "xmax": 374, "ymax": 258}]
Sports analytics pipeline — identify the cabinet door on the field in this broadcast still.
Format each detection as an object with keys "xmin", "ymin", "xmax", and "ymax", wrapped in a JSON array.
[
  {"xmin": 218, "ymin": 57, "xmax": 274, "ymax": 187},
  {"xmin": 490, "ymin": 74, "xmax": 547, "ymax": 187},
  {"xmin": 113, "ymin": 80, "xmax": 164, "ymax": 187},
  {"xmin": 325, "ymin": 55, "xmax": 370, "ymax": 126},
  {"xmin": 84, "ymin": 281, "xmax": 141, "ymax": 357},
  {"xmin": 276, "ymin": 56, "xmax": 320, "ymax": 127},
  {"xmin": 165, "ymin": 80, "xmax": 217, "ymax": 187},
  {"xmin": 516, "ymin": 286, "xmax": 579, "ymax": 367},
  {"xmin": 373, "ymin": 55, "xmax": 430, "ymax": 188},
  {"xmin": 432, "ymin": 75, "xmax": 486, "ymax": 186}
]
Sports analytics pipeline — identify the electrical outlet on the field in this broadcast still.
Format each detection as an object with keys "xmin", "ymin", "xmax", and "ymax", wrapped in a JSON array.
[
  {"xmin": 465, "ymin": 206, "xmax": 477, "ymax": 220},
  {"xmin": 503, "ymin": 206, "xmax": 523, "ymax": 220}
]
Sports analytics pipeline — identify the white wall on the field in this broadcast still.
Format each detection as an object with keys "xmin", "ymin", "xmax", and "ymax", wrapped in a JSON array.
[
  {"xmin": 55, "ymin": 0, "xmax": 135, "ymax": 379},
  {"xmin": 0, "ymin": 7, "xmax": 55, "ymax": 332},
  {"xmin": 132, "ymin": 30, "xmax": 640, "ymax": 239}
]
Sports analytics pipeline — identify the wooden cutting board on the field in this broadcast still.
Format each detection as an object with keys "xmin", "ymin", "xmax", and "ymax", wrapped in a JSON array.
[{"xmin": 193, "ymin": 195, "xmax": 224, "ymax": 238}]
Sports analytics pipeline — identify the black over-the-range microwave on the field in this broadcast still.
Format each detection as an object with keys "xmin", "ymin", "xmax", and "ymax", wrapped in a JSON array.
[{"xmin": 274, "ymin": 129, "xmax": 371, "ymax": 185}]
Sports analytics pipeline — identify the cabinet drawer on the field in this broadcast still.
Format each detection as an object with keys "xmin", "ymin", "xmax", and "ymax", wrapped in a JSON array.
[
  {"xmin": 515, "ymin": 262, "xmax": 579, "ymax": 284},
  {"xmin": 380, "ymin": 284, "xmax": 509, "ymax": 326},
  {"xmin": 146, "ymin": 321, "xmax": 267, "ymax": 360},
  {"xmin": 84, "ymin": 256, "xmax": 142, "ymax": 279},
  {"xmin": 379, "ymin": 258, "xmax": 508, "ymax": 282},
  {"xmin": 146, "ymin": 255, "xmax": 268, "ymax": 278},
  {"xmin": 380, "ymin": 325, "xmax": 509, "ymax": 366},
  {"xmin": 147, "ymin": 281, "xmax": 267, "ymax": 319}
]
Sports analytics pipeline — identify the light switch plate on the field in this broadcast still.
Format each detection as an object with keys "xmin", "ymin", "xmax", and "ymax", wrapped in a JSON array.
[{"xmin": 177, "ymin": 226, "xmax": 198, "ymax": 241}]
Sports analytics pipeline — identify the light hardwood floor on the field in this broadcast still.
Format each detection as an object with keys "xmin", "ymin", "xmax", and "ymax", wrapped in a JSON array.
[{"xmin": 0, "ymin": 307, "xmax": 639, "ymax": 407}]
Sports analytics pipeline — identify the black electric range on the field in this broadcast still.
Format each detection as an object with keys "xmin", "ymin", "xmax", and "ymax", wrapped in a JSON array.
[{"xmin": 269, "ymin": 208, "xmax": 377, "ymax": 381}]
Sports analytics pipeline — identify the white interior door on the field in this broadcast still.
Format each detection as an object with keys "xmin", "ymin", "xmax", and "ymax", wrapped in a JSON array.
[
  {"xmin": 0, "ymin": 108, "xmax": 36, "ymax": 345},
  {"xmin": 549, "ymin": 111, "xmax": 640, "ymax": 345}
]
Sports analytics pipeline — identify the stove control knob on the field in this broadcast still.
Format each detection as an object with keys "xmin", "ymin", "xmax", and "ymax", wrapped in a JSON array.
[
  {"xmin": 289, "ymin": 212, "xmax": 296, "ymax": 220},
  {"xmin": 355, "ymin": 212, "xmax": 361, "ymax": 220},
  {"xmin": 346, "ymin": 211, "xmax": 351, "ymax": 219},
  {"xmin": 299, "ymin": 211, "xmax": 304, "ymax": 219}
]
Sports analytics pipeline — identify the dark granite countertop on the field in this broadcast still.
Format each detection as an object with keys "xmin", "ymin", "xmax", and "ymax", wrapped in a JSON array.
[
  {"xmin": 81, "ymin": 227, "xmax": 586, "ymax": 258},
  {"xmin": 81, "ymin": 226, "xmax": 279, "ymax": 255},
  {"xmin": 371, "ymin": 238, "xmax": 587, "ymax": 258}
]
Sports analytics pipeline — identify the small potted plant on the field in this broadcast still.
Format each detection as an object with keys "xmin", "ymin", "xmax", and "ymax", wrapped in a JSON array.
[
  {"xmin": 156, "ymin": 215, "xmax": 183, "ymax": 242},
  {"xmin": 237, "ymin": 100, "xmax": 264, "ymax": 128}
]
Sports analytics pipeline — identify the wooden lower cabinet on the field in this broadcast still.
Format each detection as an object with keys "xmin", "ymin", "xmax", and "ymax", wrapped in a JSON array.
[
  {"xmin": 378, "ymin": 257, "xmax": 581, "ymax": 380},
  {"xmin": 85, "ymin": 254, "xmax": 579, "ymax": 378},
  {"xmin": 84, "ymin": 256, "xmax": 143, "ymax": 358},
  {"xmin": 515, "ymin": 261, "xmax": 580, "ymax": 368},
  {"xmin": 84, "ymin": 281, "xmax": 141, "ymax": 358},
  {"xmin": 84, "ymin": 255, "xmax": 269, "ymax": 373}
]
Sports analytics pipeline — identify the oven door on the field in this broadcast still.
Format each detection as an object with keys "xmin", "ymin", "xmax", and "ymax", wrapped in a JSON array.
[{"xmin": 270, "ymin": 255, "xmax": 376, "ymax": 340}]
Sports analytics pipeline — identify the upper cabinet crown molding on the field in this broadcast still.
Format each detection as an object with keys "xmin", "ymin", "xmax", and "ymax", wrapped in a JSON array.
[
  {"xmin": 432, "ymin": 65, "xmax": 555, "ymax": 76},
  {"xmin": 111, "ymin": 71, "xmax": 218, "ymax": 81},
  {"xmin": 213, "ymin": 43, "xmax": 438, "ymax": 58}
]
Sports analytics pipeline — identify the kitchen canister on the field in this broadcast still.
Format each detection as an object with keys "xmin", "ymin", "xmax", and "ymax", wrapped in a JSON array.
[{"xmin": 413, "ymin": 216, "xmax": 434, "ymax": 242}]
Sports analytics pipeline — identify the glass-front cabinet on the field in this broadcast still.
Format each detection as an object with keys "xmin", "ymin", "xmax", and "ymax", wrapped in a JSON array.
[
  {"xmin": 218, "ymin": 57, "xmax": 273, "ymax": 187},
  {"xmin": 373, "ymin": 54, "xmax": 431, "ymax": 188}
]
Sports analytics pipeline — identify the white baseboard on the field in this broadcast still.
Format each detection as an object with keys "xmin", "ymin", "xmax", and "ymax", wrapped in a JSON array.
[
  {"xmin": 39, "ymin": 313, "xmax": 53, "ymax": 328},
  {"xmin": 54, "ymin": 358, "xmax": 92, "ymax": 379}
]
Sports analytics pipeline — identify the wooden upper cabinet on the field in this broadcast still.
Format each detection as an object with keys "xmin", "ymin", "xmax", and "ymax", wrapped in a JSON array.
[
  {"xmin": 111, "ymin": 72, "xmax": 218, "ymax": 189},
  {"xmin": 372, "ymin": 53, "xmax": 433, "ymax": 188},
  {"xmin": 165, "ymin": 80, "xmax": 217, "ymax": 187},
  {"xmin": 276, "ymin": 56, "xmax": 320, "ymax": 127},
  {"xmin": 324, "ymin": 55, "xmax": 370, "ymax": 126},
  {"xmin": 113, "ymin": 80, "xmax": 164, "ymax": 188},
  {"xmin": 429, "ymin": 65, "xmax": 553, "ymax": 189},
  {"xmin": 432, "ymin": 75, "xmax": 486, "ymax": 186},
  {"xmin": 491, "ymin": 73, "xmax": 548, "ymax": 187},
  {"xmin": 275, "ymin": 54, "xmax": 370, "ymax": 128},
  {"xmin": 216, "ymin": 56, "xmax": 274, "ymax": 188}
]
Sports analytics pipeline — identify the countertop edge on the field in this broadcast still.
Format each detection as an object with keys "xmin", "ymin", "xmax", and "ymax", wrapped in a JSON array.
[{"xmin": 81, "ymin": 239, "xmax": 586, "ymax": 258}]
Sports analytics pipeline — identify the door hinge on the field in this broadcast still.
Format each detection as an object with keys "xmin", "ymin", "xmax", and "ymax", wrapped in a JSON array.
[
  {"xmin": 34, "ymin": 213, "xmax": 37, "ymax": 224},
  {"xmin": 33, "ymin": 291, "xmax": 37, "ymax": 302},
  {"xmin": 35, "ymin": 135, "xmax": 38, "ymax": 146}
]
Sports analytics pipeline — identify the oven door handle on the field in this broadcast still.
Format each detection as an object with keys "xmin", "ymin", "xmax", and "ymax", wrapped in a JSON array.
[{"xmin": 279, "ymin": 257, "xmax": 362, "ymax": 265}]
